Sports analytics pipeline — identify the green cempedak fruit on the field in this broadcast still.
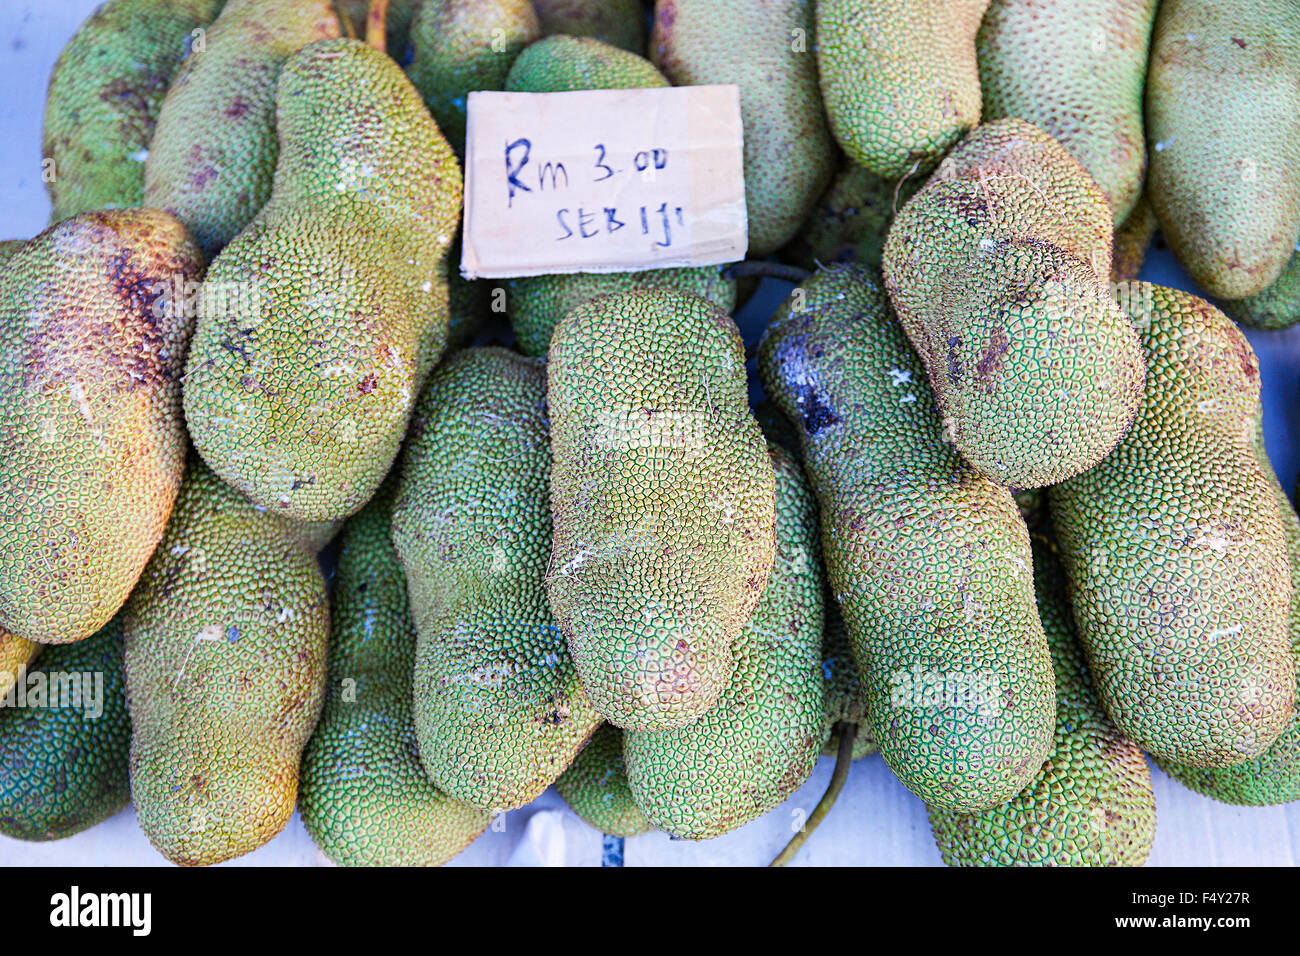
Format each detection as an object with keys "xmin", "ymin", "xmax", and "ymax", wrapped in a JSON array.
[
  {"xmin": 300, "ymin": 480, "xmax": 492, "ymax": 866},
  {"xmin": 977, "ymin": 0, "xmax": 1157, "ymax": 225},
  {"xmin": 407, "ymin": 0, "xmax": 541, "ymax": 156},
  {"xmin": 41, "ymin": 0, "xmax": 224, "ymax": 221},
  {"xmin": 1156, "ymin": 420, "xmax": 1300, "ymax": 804},
  {"xmin": 184, "ymin": 38, "xmax": 462, "ymax": 523},
  {"xmin": 143, "ymin": 0, "xmax": 340, "ymax": 258},
  {"xmin": 651, "ymin": 0, "xmax": 836, "ymax": 256},
  {"xmin": 816, "ymin": 0, "xmax": 988, "ymax": 178},
  {"xmin": 782, "ymin": 159, "xmax": 920, "ymax": 272},
  {"xmin": 502, "ymin": 35, "xmax": 735, "ymax": 356},
  {"xmin": 0, "ymin": 210, "xmax": 204, "ymax": 645},
  {"xmin": 0, "ymin": 619, "xmax": 130, "ymax": 841},
  {"xmin": 625, "ymin": 443, "xmax": 827, "ymax": 839},
  {"xmin": 0, "ymin": 629, "xmax": 40, "ymax": 701},
  {"xmin": 555, "ymin": 723, "xmax": 650, "ymax": 837},
  {"xmin": 123, "ymin": 459, "xmax": 329, "ymax": 866},
  {"xmin": 1048, "ymin": 283, "xmax": 1294, "ymax": 768},
  {"xmin": 929, "ymin": 536, "xmax": 1157, "ymax": 866},
  {"xmin": 882, "ymin": 118, "xmax": 1146, "ymax": 489},
  {"xmin": 1146, "ymin": 0, "xmax": 1300, "ymax": 300},
  {"xmin": 1220, "ymin": 248, "xmax": 1300, "ymax": 331},
  {"xmin": 534, "ymin": 0, "xmax": 646, "ymax": 52},
  {"xmin": 393, "ymin": 347, "xmax": 601, "ymax": 811},
  {"xmin": 548, "ymin": 289, "xmax": 775, "ymax": 733},
  {"xmin": 1110, "ymin": 191, "xmax": 1157, "ymax": 284},
  {"xmin": 757, "ymin": 264, "xmax": 1054, "ymax": 812}
]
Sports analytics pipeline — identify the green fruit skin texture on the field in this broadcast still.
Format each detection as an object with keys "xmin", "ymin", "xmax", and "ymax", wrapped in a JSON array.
[
  {"xmin": 758, "ymin": 264, "xmax": 1055, "ymax": 812},
  {"xmin": 503, "ymin": 35, "xmax": 735, "ymax": 357},
  {"xmin": 0, "ymin": 619, "xmax": 130, "ymax": 841},
  {"xmin": 783, "ymin": 159, "xmax": 920, "ymax": 272},
  {"xmin": 407, "ymin": 0, "xmax": 540, "ymax": 156},
  {"xmin": 1220, "ymin": 249, "xmax": 1300, "ymax": 331},
  {"xmin": 977, "ymin": 0, "xmax": 1157, "ymax": 226},
  {"xmin": 41, "ymin": 0, "xmax": 225, "ymax": 221},
  {"xmin": 123, "ymin": 459, "xmax": 329, "ymax": 866},
  {"xmin": 555, "ymin": 723, "xmax": 650, "ymax": 837},
  {"xmin": 753, "ymin": 400, "xmax": 877, "ymax": 760},
  {"xmin": 143, "ymin": 0, "xmax": 340, "ymax": 258},
  {"xmin": 882, "ymin": 118, "xmax": 1147, "ymax": 489},
  {"xmin": 651, "ymin": 0, "xmax": 836, "ymax": 256},
  {"xmin": 1157, "ymin": 420, "xmax": 1300, "ymax": 804},
  {"xmin": 547, "ymin": 289, "xmax": 776, "ymax": 733},
  {"xmin": 299, "ymin": 479, "xmax": 491, "ymax": 866},
  {"xmin": 183, "ymin": 38, "xmax": 463, "ymax": 523},
  {"xmin": 1146, "ymin": 0, "xmax": 1300, "ymax": 300},
  {"xmin": 816, "ymin": 0, "xmax": 989, "ymax": 178},
  {"xmin": 625, "ymin": 443, "xmax": 827, "ymax": 839},
  {"xmin": 393, "ymin": 347, "xmax": 601, "ymax": 811},
  {"xmin": 929, "ymin": 536, "xmax": 1157, "ymax": 866},
  {"xmin": 1048, "ymin": 283, "xmax": 1294, "ymax": 768},
  {"xmin": 534, "ymin": 0, "xmax": 647, "ymax": 52},
  {"xmin": 0, "ymin": 210, "xmax": 204, "ymax": 645}
]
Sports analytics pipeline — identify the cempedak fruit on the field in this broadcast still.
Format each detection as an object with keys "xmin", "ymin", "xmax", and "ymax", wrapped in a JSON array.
[
  {"xmin": 183, "ymin": 38, "xmax": 462, "ymax": 522},
  {"xmin": 547, "ymin": 289, "xmax": 775, "ymax": 732},
  {"xmin": 882, "ymin": 118, "xmax": 1146, "ymax": 488},
  {"xmin": 394, "ymin": 347, "xmax": 601, "ymax": 811},
  {"xmin": 555, "ymin": 723, "xmax": 650, "ymax": 837},
  {"xmin": 0, "ymin": 210, "xmax": 203, "ymax": 645},
  {"xmin": 123, "ymin": 459, "xmax": 329, "ymax": 866},
  {"xmin": 758, "ymin": 264, "xmax": 1055, "ymax": 812},
  {"xmin": 1048, "ymin": 283, "xmax": 1294, "ymax": 767},
  {"xmin": 300, "ymin": 480, "xmax": 492, "ymax": 866}
]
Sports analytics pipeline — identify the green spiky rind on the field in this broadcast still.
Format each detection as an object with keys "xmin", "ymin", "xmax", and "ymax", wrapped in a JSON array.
[
  {"xmin": 757, "ymin": 263, "xmax": 1055, "ymax": 812},
  {"xmin": 300, "ymin": 480, "xmax": 492, "ymax": 866},
  {"xmin": 555, "ymin": 724, "xmax": 650, "ymax": 837}
]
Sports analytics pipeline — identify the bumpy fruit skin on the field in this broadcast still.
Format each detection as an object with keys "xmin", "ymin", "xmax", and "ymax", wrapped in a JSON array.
[
  {"xmin": 0, "ymin": 629, "xmax": 40, "ymax": 701},
  {"xmin": 503, "ymin": 35, "xmax": 735, "ymax": 356},
  {"xmin": 1110, "ymin": 192, "xmax": 1157, "ymax": 284},
  {"xmin": 0, "ymin": 210, "xmax": 204, "ymax": 645},
  {"xmin": 1220, "ymin": 249, "xmax": 1300, "ymax": 331},
  {"xmin": 1146, "ymin": 0, "xmax": 1300, "ymax": 300},
  {"xmin": 534, "ymin": 0, "xmax": 646, "ymax": 52},
  {"xmin": 507, "ymin": 268, "xmax": 736, "ymax": 358},
  {"xmin": 882, "ymin": 118, "xmax": 1146, "ymax": 489},
  {"xmin": 0, "ymin": 619, "xmax": 129, "ymax": 840},
  {"xmin": 1048, "ymin": 283, "xmax": 1294, "ymax": 768},
  {"xmin": 393, "ymin": 348, "xmax": 601, "ymax": 811},
  {"xmin": 184, "ymin": 38, "xmax": 463, "ymax": 522},
  {"xmin": 782, "ymin": 160, "xmax": 920, "ymax": 272},
  {"xmin": 651, "ymin": 0, "xmax": 836, "ymax": 256},
  {"xmin": 299, "ymin": 481, "xmax": 491, "ymax": 866},
  {"xmin": 41, "ymin": 0, "xmax": 224, "ymax": 221},
  {"xmin": 123, "ymin": 459, "xmax": 329, "ymax": 866},
  {"xmin": 816, "ymin": 0, "xmax": 988, "ymax": 177},
  {"xmin": 757, "ymin": 265, "xmax": 1054, "ymax": 812},
  {"xmin": 143, "ymin": 0, "xmax": 340, "ymax": 258},
  {"xmin": 977, "ymin": 0, "xmax": 1157, "ymax": 225},
  {"xmin": 555, "ymin": 723, "xmax": 650, "ymax": 837},
  {"xmin": 1157, "ymin": 421, "xmax": 1300, "ymax": 804},
  {"xmin": 548, "ymin": 290, "xmax": 776, "ymax": 732},
  {"xmin": 929, "ymin": 536, "xmax": 1157, "ymax": 866},
  {"xmin": 625, "ymin": 444, "xmax": 827, "ymax": 839},
  {"xmin": 407, "ymin": 0, "xmax": 540, "ymax": 156}
]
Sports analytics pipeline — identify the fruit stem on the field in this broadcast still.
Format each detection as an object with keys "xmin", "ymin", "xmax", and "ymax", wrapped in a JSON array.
[
  {"xmin": 334, "ymin": 3, "xmax": 357, "ymax": 39},
  {"xmin": 366, "ymin": 0, "xmax": 390, "ymax": 51},
  {"xmin": 769, "ymin": 722, "xmax": 856, "ymax": 867},
  {"xmin": 723, "ymin": 261, "xmax": 812, "ymax": 284}
]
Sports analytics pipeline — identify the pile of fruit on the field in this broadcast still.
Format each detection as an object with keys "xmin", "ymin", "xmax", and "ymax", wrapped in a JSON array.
[{"xmin": 1, "ymin": 0, "xmax": 1298, "ymax": 867}]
